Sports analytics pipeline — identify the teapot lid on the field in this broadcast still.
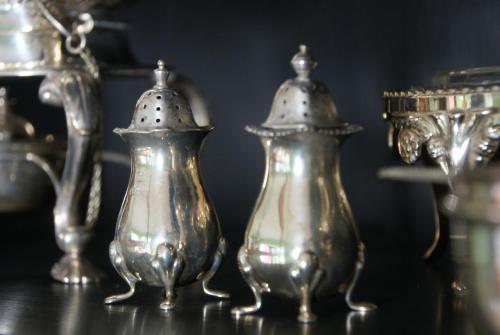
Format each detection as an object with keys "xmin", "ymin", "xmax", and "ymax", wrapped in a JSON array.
[
  {"xmin": 0, "ymin": 88, "xmax": 35, "ymax": 142},
  {"xmin": 116, "ymin": 60, "xmax": 210, "ymax": 135},
  {"xmin": 247, "ymin": 45, "xmax": 362, "ymax": 137}
]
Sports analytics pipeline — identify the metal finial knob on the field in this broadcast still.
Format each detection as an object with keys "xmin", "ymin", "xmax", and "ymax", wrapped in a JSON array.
[
  {"xmin": 291, "ymin": 45, "xmax": 317, "ymax": 81},
  {"xmin": 154, "ymin": 60, "xmax": 169, "ymax": 88}
]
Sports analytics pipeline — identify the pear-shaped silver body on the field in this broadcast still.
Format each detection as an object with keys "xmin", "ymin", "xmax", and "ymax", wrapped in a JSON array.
[
  {"xmin": 105, "ymin": 61, "xmax": 228, "ymax": 311},
  {"xmin": 231, "ymin": 46, "xmax": 376, "ymax": 323}
]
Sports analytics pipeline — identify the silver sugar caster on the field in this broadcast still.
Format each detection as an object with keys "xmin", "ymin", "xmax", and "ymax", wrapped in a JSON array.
[
  {"xmin": 231, "ymin": 45, "xmax": 376, "ymax": 323},
  {"xmin": 104, "ymin": 61, "xmax": 229, "ymax": 311}
]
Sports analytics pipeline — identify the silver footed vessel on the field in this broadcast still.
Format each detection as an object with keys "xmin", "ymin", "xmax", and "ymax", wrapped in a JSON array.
[
  {"xmin": 383, "ymin": 68, "xmax": 500, "ymax": 294},
  {"xmin": 231, "ymin": 45, "xmax": 376, "ymax": 323},
  {"xmin": 104, "ymin": 61, "xmax": 228, "ymax": 311}
]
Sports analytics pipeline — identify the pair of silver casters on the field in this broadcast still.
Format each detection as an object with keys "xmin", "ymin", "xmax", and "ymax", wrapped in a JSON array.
[{"xmin": 104, "ymin": 46, "xmax": 376, "ymax": 323}]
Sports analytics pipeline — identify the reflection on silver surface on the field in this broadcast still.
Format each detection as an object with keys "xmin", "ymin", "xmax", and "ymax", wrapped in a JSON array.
[
  {"xmin": 232, "ymin": 45, "xmax": 375, "ymax": 323},
  {"xmin": 446, "ymin": 166, "xmax": 500, "ymax": 334},
  {"xmin": 104, "ymin": 61, "xmax": 228, "ymax": 311}
]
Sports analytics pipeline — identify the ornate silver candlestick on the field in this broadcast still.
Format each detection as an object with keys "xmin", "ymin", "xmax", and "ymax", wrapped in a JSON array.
[
  {"xmin": 104, "ymin": 61, "xmax": 228, "ymax": 311},
  {"xmin": 231, "ymin": 45, "xmax": 376, "ymax": 323}
]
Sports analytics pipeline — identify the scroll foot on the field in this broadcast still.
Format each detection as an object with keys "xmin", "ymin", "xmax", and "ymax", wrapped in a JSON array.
[
  {"xmin": 289, "ymin": 251, "xmax": 323, "ymax": 323},
  {"xmin": 152, "ymin": 243, "xmax": 185, "ymax": 311},
  {"xmin": 345, "ymin": 244, "xmax": 377, "ymax": 313},
  {"xmin": 104, "ymin": 241, "xmax": 137, "ymax": 304},
  {"xmin": 203, "ymin": 237, "xmax": 230, "ymax": 299},
  {"xmin": 231, "ymin": 247, "xmax": 269, "ymax": 317}
]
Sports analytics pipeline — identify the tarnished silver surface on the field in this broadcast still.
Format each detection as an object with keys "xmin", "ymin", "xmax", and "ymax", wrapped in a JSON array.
[
  {"xmin": 445, "ymin": 166, "xmax": 500, "ymax": 334},
  {"xmin": 231, "ymin": 45, "xmax": 375, "ymax": 323},
  {"xmin": 104, "ymin": 61, "xmax": 228, "ymax": 310}
]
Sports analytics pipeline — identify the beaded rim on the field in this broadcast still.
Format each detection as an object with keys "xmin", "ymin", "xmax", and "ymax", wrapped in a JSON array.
[{"xmin": 245, "ymin": 123, "xmax": 362, "ymax": 138}]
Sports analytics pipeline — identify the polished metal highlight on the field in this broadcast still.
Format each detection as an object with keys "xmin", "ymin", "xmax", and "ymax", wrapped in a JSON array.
[
  {"xmin": 231, "ymin": 45, "xmax": 375, "ymax": 323},
  {"xmin": 104, "ymin": 61, "xmax": 228, "ymax": 311}
]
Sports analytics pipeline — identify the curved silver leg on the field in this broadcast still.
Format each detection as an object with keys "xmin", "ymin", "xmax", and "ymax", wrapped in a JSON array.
[
  {"xmin": 40, "ymin": 71, "xmax": 103, "ymax": 284},
  {"xmin": 203, "ymin": 237, "xmax": 230, "ymax": 299},
  {"xmin": 289, "ymin": 251, "xmax": 324, "ymax": 323},
  {"xmin": 152, "ymin": 243, "xmax": 185, "ymax": 311},
  {"xmin": 104, "ymin": 241, "xmax": 138, "ymax": 304},
  {"xmin": 345, "ymin": 244, "xmax": 377, "ymax": 313},
  {"xmin": 231, "ymin": 247, "xmax": 269, "ymax": 317}
]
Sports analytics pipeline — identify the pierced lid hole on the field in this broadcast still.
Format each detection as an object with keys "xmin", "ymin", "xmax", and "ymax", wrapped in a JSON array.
[
  {"xmin": 178, "ymin": 118, "xmax": 182, "ymax": 123},
  {"xmin": 303, "ymin": 113, "xmax": 308, "ymax": 117},
  {"xmin": 156, "ymin": 118, "xmax": 161, "ymax": 123},
  {"xmin": 156, "ymin": 95, "xmax": 162, "ymax": 100},
  {"xmin": 176, "ymin": 105, "xmax": 180, "ymax": 110},
  {"xmin": 156, "ymin": 106, "xmax": 161, "ymax": 111},
  {"xmin": 140, "ymin": 117, "xmax": 145, "ymax": 122},
  {"xmin": 143, "ymin": 104, "xmax": 147, "ymax": 109}
]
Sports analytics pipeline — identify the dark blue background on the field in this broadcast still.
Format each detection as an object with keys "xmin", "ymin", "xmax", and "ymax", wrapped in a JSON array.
[{"xmin": 3, "ymin": 0, "xmax": 500, "ymax": 267}]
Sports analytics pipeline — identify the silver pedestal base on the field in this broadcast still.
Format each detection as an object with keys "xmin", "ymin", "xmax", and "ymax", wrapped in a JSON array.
[{"xmin": 51, "ymin": 254, "xmax": 104, "ymax": 284}]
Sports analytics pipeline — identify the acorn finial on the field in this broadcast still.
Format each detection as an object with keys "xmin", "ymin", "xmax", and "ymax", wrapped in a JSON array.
[
  {"xmin": 291, "ymin": 44, "xmax": 317, "ymax": 80},
  {"xmin": 154, "ymin": 60, "xmax": 169, "ymax": 88}
]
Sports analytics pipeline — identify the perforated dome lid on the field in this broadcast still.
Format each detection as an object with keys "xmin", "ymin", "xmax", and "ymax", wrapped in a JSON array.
[
  {"xmin": 118, "ymin": 60, "xmax": 206, "ymax": 134},
  {"xmin": 247, "ymin": 45, "xmax": 362, "ymax": 137}
]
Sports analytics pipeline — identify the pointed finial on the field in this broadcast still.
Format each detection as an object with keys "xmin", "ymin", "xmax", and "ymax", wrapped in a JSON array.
[
  {"xmin": 154, "ymin": 60, "xmax": 169, "ymax": 88},
  {"xmin": 291, "ymin": 44, "xmax": 317, "ymax": 81}
]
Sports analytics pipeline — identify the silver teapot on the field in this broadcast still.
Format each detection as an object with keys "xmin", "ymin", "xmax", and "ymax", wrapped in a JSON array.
[
  {"xmin": 104, "ymin": 61, "xmax": 228, "ymax": 311},
  {"xmin": 231, "ymin": 45, "xmax": 376, "ymax": 323}
]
